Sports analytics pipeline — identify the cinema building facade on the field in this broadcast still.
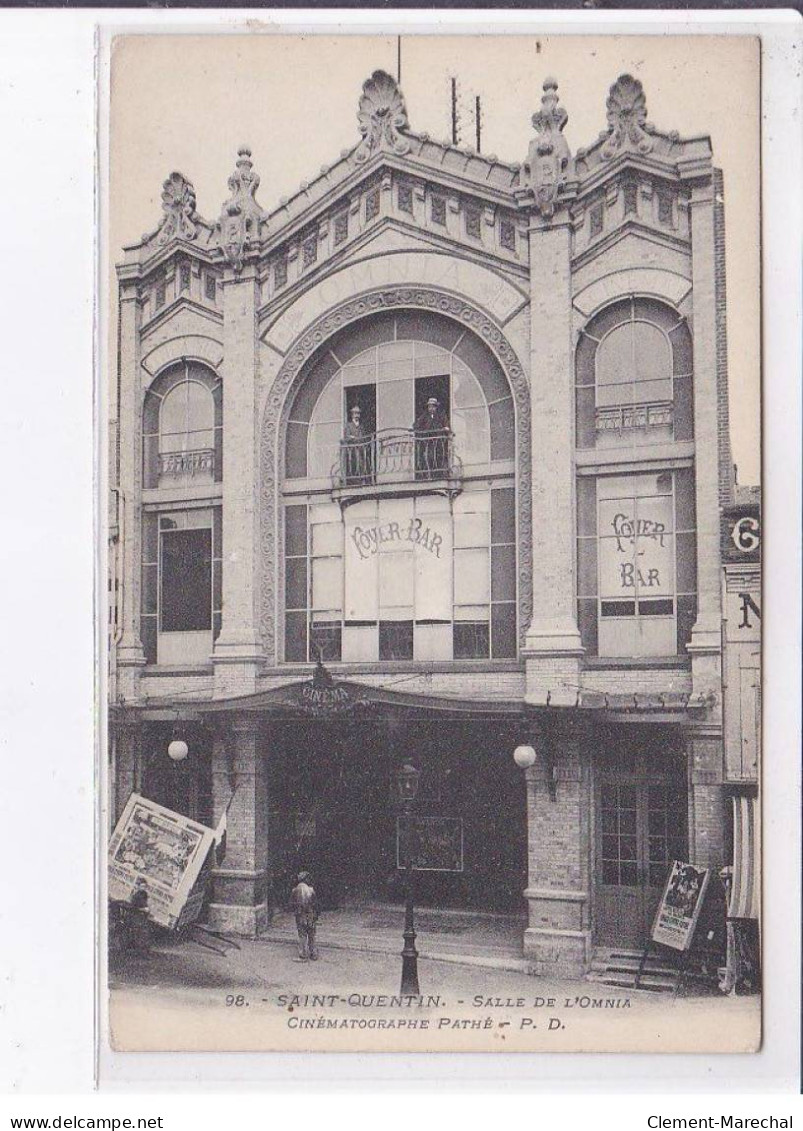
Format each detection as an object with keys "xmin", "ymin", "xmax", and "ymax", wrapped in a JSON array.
[{"xmin": 109, "ymin": 71, "xmax": 749, "ymax": 976}]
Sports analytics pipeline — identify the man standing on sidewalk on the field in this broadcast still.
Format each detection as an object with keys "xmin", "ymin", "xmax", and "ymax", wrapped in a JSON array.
[{"xmin": 291, "ymin": 871, "xmax": 319, "ymax": 961}]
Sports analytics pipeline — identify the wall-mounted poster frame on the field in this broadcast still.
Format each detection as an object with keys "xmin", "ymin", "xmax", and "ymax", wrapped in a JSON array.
[{"xmin": 396, "ymin": 816, "xmax": 464, "ymax": 872}]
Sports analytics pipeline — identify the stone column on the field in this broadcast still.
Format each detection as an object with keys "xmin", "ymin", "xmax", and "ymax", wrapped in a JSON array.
[
  {"xmin": 687, "ymin": 179, "xmax": 723, "ymax": 703},
  {"xmin": 522, "ymin": 727, "xmax": 592, "ymax": 976},
  {"xmin": 212, "ymin": 263, "xmax": 264, "ymax": 695},
  {"xmin": 523, "ymin": 215, "xmax": 584, "ymax": 705},
  {"xmin": 112, "ymin": 715, "xmax": 142, "ymax": 824},
  {"xmin": 115, "ymin": 273, "xmax": 146, "ymax": 699},
  {"xmin": 208, "ymin": 716, "xmax": 269, "ymax": 936},
  {"xmin": 687, "ymin": 732, "xmax": 727, "ymax": 870}
]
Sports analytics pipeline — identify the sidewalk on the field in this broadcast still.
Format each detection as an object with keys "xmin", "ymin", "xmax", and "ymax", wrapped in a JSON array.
[
  {"xmin": 261, "ymin": 902, "xmax": 531, "ymax": 972},
  {"xmin": 108, "ymin": 929, "xmax": 762, "ymax": 1054}
]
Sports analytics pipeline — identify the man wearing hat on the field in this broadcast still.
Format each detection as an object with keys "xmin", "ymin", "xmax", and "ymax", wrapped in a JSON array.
[
  {"xmin": 414, "ymin": 395, "xmax": 450, "ymax": 478},
  {"xmin": 291, "ymin": 870, "xmax": 319, "ymax": 961},
  {"xmin": 343, "ymin": 402, "xmax": 370, "ymax": 483}
]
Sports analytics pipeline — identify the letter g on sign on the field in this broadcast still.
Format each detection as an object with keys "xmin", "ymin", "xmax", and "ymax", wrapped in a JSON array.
[{"xmin": 731, "ymin": 516, "xmax": 760, "ymax": 554}]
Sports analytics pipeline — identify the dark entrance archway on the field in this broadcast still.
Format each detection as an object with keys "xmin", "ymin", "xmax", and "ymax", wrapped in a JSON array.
[{"xmin": 265, "ymin": 710, "xmax": 527, "ymax": 916}]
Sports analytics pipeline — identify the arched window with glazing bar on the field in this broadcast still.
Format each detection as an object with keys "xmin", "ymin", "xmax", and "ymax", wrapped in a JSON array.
[
  {"xmin": 142, "ymin": 361, "xmax": 223, "ymax": 488},
  {"xmin": 575, "ymin": 299, "xmax": 697, "ymax": 658},
  {"xmin": 282, "ymin": 310, "xmax": 519, "ymax": 665}
]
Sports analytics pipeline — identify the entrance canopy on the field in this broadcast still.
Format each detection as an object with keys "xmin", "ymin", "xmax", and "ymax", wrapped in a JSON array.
[
  {"xmin": 197, "ymin": 666, "xmax": 523, "ymax": 719},
  {"xmin": 124, "ymin": 662, "xmax": 697, "ymax": 723}
]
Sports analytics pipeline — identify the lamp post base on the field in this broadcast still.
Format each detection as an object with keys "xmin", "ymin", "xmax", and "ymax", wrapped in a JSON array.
[{"xmin": 401, "ymin": 931, "xmax": 420, "ymax": 997}]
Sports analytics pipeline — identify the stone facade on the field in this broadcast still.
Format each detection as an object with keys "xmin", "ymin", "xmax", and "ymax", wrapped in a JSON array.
[{"xmin": 109, "ymin": 70, "xmax": 746, "ymax": 976}]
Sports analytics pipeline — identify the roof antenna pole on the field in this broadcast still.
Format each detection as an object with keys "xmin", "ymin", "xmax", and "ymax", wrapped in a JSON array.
[
  {"xmin": 451, "ymin": 76, "xmax": 459, "ymax": 145},
  {"xmin": 475, "ymin": 94, "xmax": 482, "ymax": 154}
]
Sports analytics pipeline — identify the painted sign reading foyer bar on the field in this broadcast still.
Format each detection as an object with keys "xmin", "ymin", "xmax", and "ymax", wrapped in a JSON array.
[{"xmin": 350, "ymin": 516, "xmax": 444, "ymax": 560}]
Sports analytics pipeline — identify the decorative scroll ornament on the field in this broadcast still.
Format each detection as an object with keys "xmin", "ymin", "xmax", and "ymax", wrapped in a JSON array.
[
  {"xmin": 602, "ymin": 74, "xmax": 654, "ymax": 160},
  {"xmin": 354, "ymin": 70, "xmax": 410, "ymax": 164},
  {"xmin": 216, "ymin": 146, "xmax": 264, "ymax": 272},
  {"xmin": 524, "ymin": 78, "xmax": 571, "ymax": 219},
  {"xmin": 155, "ymin": 172, "xmax": 198, "ymax": 245}
]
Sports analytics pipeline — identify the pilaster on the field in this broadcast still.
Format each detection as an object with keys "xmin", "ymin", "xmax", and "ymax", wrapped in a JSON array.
[
  {"xmin": 688, "ymin": 179, "xmax": 723, "ymax": 700},
  {"xmin": 523, "ymin": 212, "xmax": 583, "ymax": 704},
  {"xmin": 115, "ymin": 277, "xmax": 146, "ymax": 698},
  {"xmin": 687, "ymin": 732, "xmax": 727, "ymax": 871},
  {"xmin": 207, "ymin": 717, "xmax": 269, "ymax": 935},
  {"xmin": 112, "ymin": 715, "xmax": 143, "ymax": 824},
  {"xmin": 212, "ymin": 263, "xmax": 264, "ymax": 695},
  {"xmin": 522, "ymin": 729, "xmax": 592, "ymax": 976}
]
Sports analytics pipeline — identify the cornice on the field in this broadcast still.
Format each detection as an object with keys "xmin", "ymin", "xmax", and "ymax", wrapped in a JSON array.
[
  {"xmin": 140, "ymin": 295, "xmax": 224, "ymax": 338},
  {"xmin": 259, "ymin": 152, "xmax": 521, "ymax": 261},
  {"xmin": 256, "ymin": 217, "xmax": 530, "ymax": 326},
  {"xmin": 119, "ymin": 237, "xmax": 220, "ymax": 281},
  {"xmin": 571, "ymin": 217, "xmax": 691, "ymax": 272}
]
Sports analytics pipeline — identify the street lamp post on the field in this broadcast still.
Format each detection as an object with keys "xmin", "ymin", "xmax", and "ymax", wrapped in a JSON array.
[{"xmin": 396, "ymin": 761, "xmax": 422, "ymax": 997}]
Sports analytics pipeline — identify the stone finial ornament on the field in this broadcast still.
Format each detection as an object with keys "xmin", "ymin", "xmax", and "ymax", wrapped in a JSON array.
[
  {"xmin": 524, "ymin": 77, "xmax": 572, "ymax": 219},
  {"xmin": 354, "ymin": 70, "xmax": 411, "ymax": 164},
  {"xmin": 155, "ymin": 172, "xmax": 199, "ymax": 245},
  {"xmin": 216, "ymin": 146, "xmax": 265, "ymax": 272},
  {"xmin": 602, "ymin": 74, "xmax": 654, "ymax": 160}
]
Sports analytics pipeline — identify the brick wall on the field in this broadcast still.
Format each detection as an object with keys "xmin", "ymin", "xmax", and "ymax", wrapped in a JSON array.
[{"xmin": 713, "ymin": 167, "xmax": 735, "ymax": 508}]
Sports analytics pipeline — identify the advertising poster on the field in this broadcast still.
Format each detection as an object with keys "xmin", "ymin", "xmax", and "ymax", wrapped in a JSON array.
[
  {"xmin": 108, "ymin": 793, "xmax": 216, "ymax": 930},
  {"xmin": 651, "ymin": 861, "xmax": 711, "ymax": 952}
]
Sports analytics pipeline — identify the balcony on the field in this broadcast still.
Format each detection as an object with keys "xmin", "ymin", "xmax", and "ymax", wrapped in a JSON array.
[
  {"xmin": 595, "ymin": 402, "xmax": 674, "ymax": 434},
  {"xmin": 158, "ymin": 448, "xmax": 215, "ymax": 484},
  {"xmin": 331, "ymin": 428, "xmax": 463, "ymax": 506}
]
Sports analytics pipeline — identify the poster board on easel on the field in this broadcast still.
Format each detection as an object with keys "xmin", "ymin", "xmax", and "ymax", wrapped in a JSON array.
[
  {"xmin": 108, "ymin": 793, "xmax": 217, "ymax": 930},
  {"xmin": 651, "ymin": 860, "xmax": 711, "ymax": 951}
]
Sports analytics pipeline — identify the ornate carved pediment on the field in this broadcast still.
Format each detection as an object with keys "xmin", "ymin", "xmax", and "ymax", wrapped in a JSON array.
[
  {"xmin": 216, "ymin": 146, "xmax": 264, "ymax": 272},
  {"xmin": 155, "ymin": 172, "xmax": 198, "ymax": 246},
  {"xmin": 602, "ymin": 74, "xmax": 654, "ymax": 160},
  {"xmin": 524, "ymin": 78, "xmax": 572, "ymax": 218},
  {"xmin": 354, "ymin": 70, "xmax": 411, "ymax": 164}
]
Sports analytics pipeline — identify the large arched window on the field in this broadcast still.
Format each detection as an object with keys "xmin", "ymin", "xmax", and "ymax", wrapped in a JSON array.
[
  {"xmin": 140, "ymin": 361, "xmax": 223, "ymax": 666},
  {"xmin": 282, "ymin": 310, "xmax": 517, "ymax": 665},
  {"xmin": 160, "ymin": 380, "xmax": 214, "ymax": 453},
  {"xmin": 576, "ymin": 297, "xmax": 694, "ymax": 449},
  {"xmin": 143, "ymin": 361, "xmax": 223, "ymax": 488},
  {"xmin": 304, "ymin": 341, "xmax": 491, "ymax": 479},
  {"xmin": 575, "ymin": 299, "xmax": 697, "ymax": 659}
]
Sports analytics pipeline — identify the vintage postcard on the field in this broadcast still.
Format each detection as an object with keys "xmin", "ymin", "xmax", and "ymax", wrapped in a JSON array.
[{"xmin": 104, "ymin": 31, "xmax": 761, "ymax": 1054}]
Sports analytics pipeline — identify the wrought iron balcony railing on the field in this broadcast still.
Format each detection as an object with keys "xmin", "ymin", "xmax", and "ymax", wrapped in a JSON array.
[
  {"xmin": 595, "ymin": 401, "xmax": 674, "ymax": 434},
  {"xmin": 332, "ymin": 428, "xmax": 463, "ymax": 497},
  {"xmin": 158, "ymin": 448, "xmax": 215, "ymax": 479}
]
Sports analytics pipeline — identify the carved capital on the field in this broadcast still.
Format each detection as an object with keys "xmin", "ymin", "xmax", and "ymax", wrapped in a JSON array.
[
  {"xmin": 354, "ymin": 70, "xmax": 411, "ymax": 165},
  {"xmin": 602, "ymin": 74, "xmax": 654, "ymax": 160},
  {"xmin": 524, "ymin": 78, "xmax": 572, "ymax": 219},
  {"xmin": 216, "ymin": 146, "xmax": 264, "ymax": 273},
  {"xmin": 155, "ymin": 171, "xmax": 199, "ymax": 246}
]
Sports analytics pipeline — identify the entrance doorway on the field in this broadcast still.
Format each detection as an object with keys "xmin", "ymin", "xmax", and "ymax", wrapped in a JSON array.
[
  {"xmin": 266, "ymin": 714, "xmax": 526, "ymax": 916},
  {"xmin": 594, "ymin": 731, "xmax": 687, "ymax": 949}
]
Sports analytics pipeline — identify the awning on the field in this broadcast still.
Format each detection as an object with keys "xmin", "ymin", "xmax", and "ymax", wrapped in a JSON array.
[
  {"xmin": 193, "ymin": 674, "xmax": 525, "ymax": 717},
  {"xmin": 729, "ymin": 793, "xmax": 760, "ymax": 920},
  {"xmin": 115, "ymin": 662, "xmax": 696, "ymax": 722}
]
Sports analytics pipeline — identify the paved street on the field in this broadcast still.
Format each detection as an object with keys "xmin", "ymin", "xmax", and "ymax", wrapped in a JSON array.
[{"xmin": 108, "ymin": 919, "xmax": 760, "ymax": 1055}]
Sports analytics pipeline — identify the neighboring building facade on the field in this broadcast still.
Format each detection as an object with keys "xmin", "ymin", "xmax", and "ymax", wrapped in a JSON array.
[
  {"xmin": 109, "ymin": 70, "xmax": 749, "ymax": 976},
  {"xmin": 719, "ymin": 488, "xmax": 761, "ymax": 989}
]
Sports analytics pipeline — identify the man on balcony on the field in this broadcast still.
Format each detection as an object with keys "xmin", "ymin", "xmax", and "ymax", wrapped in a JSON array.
[
  {"xmin": 343, "ymin": 403, "xmax": 372, "ymax": 484},
  {"xmin": 414, "ymin": 396, "xmax": 450, "ymax": 479}
]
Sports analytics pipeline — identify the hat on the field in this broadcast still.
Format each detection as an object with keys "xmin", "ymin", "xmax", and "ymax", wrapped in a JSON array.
[
  {"xmin": 427, "ymin": 396, "xmax": 439, "ymax": 406},
  {"xmin": 350, "ymin": 404, "xmax": 361, "ymax": 413},
  {"xmin": 297, "ymin": 870, "xmax": 311, "ymax": 882}
]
